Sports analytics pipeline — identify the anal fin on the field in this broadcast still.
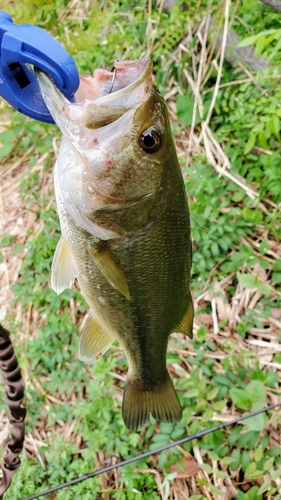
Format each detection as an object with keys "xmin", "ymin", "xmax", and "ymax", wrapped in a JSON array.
[
  {"xmin": 88, "ymin": 243, "xmax": 130, "ymax": 300},
  {"xmin": 79, "ymin": 314, "xmax": 114, "ymax": 365},
  {"xmin": 176, "ymin": 296, "xmax": 194, "ymax": 338},
  {"xmin": 51, "ymin": 236, "xmax": 77, "ymax": 294}
]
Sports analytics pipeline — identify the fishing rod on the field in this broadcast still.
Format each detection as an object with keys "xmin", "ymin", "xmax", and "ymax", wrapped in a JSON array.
[{"xmin": 23, "ymin": 403, "xmax": 281, "ymax": 500}]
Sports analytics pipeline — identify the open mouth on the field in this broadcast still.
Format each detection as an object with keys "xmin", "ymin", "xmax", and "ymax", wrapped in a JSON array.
[
  {"xmin": 66, "ymin": 58, "xmax": 153, "ymax": 129},
  {"xmin": 75, "ymin": 58, "xmax": 152, "ymax": 103},
  {"xmin": 36, "ymin": 58, "xmax": 153, "ymax": 134},
  {"xmin": 36, "ymin": 59, "xmax": 158, "ymax": 240}
]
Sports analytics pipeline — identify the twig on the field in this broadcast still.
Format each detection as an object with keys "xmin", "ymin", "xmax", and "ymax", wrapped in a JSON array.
[{"xmin": 197, "ymin": 0, "xmax": 231, "ymax": 146}]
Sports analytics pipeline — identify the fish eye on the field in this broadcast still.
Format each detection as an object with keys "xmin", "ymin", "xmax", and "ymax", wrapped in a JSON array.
[{"xmin": 139, "ymin": 127, "xmax": 161, "ymax": 153}]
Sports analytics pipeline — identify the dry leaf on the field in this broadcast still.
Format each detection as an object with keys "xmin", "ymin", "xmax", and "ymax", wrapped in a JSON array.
[
  {"xmin": 271, "ymin": 307, "xmax": 281, "ymax": 320},
  {"xmin": 195, "ymin": 313, "xmax": 213, "ymax": 328},
  {"xmin": 204, "ymin": 282, "xmax": 231, "ymax": 322},
  {"xmin": 252, "ymin": 263, "xmax": 267, "ymax": 283},
  {"xmin": 170, "ymin": 459, "xmax": 200, "ymax": 479}
]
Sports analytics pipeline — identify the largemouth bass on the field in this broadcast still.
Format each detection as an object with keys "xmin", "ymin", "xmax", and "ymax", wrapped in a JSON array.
[{"xmin": 37, "ymin": 58, "xmax": 193, "ymax": 431}]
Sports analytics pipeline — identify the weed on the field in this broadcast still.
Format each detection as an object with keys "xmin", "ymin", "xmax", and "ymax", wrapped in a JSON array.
[{"xmin": 1, "ymin": 0, "xmax": 280, "ymax": 499}]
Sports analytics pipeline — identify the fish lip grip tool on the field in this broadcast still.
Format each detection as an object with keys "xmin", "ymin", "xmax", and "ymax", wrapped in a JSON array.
[{"xmin": 0, "ymin": 11, "xmax": 79, "ymax": 123}]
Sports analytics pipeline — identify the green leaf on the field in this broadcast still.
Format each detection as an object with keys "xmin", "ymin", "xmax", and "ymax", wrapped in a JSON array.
[
  {"xmin": 273, "ymin": 116, "xmax": 280, "ymax": 138},
  {"xmin": 207, "ymin": 387, "xmax": 219, "ymax": 400},
  {"xmin": 244, "ymin": 462, "xmax": 256, "ymax": 478},
  {"xmin": 210, "ymin": 485, "xmax": 224, "ymax": 495},
  {"xmin": 241, "ymin": 207, "xmax": 263, "ymax": 224},
  {"xmin": 272, "ymin": 469, "xmax": 281, "ymax": 480},
  {"xmin": 238, "ymin": 431, "xmax": 260, "ymax": 449},
  {"xmin": 267, "ymin": 447, "xmax": 281, "ymax": 457},
  {"xmin": 230, "ymin": 449, "xmax": 241, "ymax": 472},
  {"xmin": 158, "ymin": 451, "xmax": 168, "ymax": 470},
  {"xmin": 237, "ymin": 490, "xmax": 247, "ymax": 500},
  {"xmin": 273, "ymin": 259, "xmax": 281, "ymax": 271},
  {"xmin": 244, "ymin": 133, "xmax": 256, "ymax": 155},
  {"xmin": 272, "ymin": 272, "xmax": 281, "ymax": 283},
  {"xmin": 243, "ymin": 412, "xmax": 267, "ymax": 432},
  {"xmin": 237, "ymin": 274, "xmax": 259, "ymax": 289},
  {"xmin": 258, "ymin": 481, "xmax": 271, "ymax": 495},
  {"xmin": 208, "ymin": 451, "xmax": 219, "ymax": 460},
  {"xmin": 258, "ymin": 130, "xmax": 268, "ymax": 149},
  {"xmin": 184, "ymin": 389, "xmax": 199, "ymax": 398},
  {"xmin": 228, "ymin": 427, "xmax": 241, "ymax": 446},
  {"xmin": 0, "ymin": 142, "xmax": 15, "ymax": 161},
  {"xmin": 213, "ymin": 400, "xmax": 226, "ymax": 412},
  {"xmin": 197, "ymin": 325, "xmax": 207, "ymax": 341},
  {"xmin": 238, "ymin": 29, "xmax": 277, "ymax": 47},
  {"xmin": 229, "ymin": 388, "xmax": 251, "ymax": 410},
  {"xmin": 201, "ymin": 408, "xmax": 213, "ymax": 422},
  {"xmin": 128, "ymin": 433, "xmax": 140, "ymax": 447},
  {"xmin": 238, "ymin": 34, "xmax": 261, "ymax": 47},
  {"xmin": 245, "ymin": 468, "xmax": 265, "ymax": 480},
  {"xmin": 254, "ymin": 445, "xmax": 264, "ymax": 462},
  {"xmin": 176, "ymin": 95, "xmax": 201, "ymax": 126},
  {"xmin": 200, "ymin": 463, "xmax": 213, "ymax": 474},
  {"xmin": 171, "ymin": 427, "xmax": 185, "ymax": 440},
  {"xmin": 246, "ymin": 380, "xmax": 266, "ymax": 408},
  {"xmin": 267, "ymin": 116, "xmax": 281, "ymax": 140},
  {"xmin": 0, "ymin": 235, "xmax": 16, "ymax": 247},
  {"xmin": 259, "ymin": 241, "xmax": 269, "ymax": 254},
  {"xmin": 237, "ymin": 274, "xmax": 271, "ymax": 295},
  {"xmin": 247, "ymin": 485, "xmax": 262, "ymax": 500},
  {"xmin": 216, "ymin": 471, "xmax": 230, "ymax": 479},
  {"xmin": 255, "ymin": 36, "xmax": 267, "ymax": 56},
  {"xmin": 0, "ymin": 130, "xmax": 16, "ymax": 161},
  {"xmin": 263, "ymin": 457, "xmax": 275, "ymax": 471},
  {"xmin": 241, "ymin": 451, "xmax": 250, "ymax": 472}
]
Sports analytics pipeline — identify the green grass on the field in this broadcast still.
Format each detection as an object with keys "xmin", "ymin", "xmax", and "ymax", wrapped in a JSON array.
[{"xmin": 0, "ymin": 0, "xmax": 281, "ymax": 499}]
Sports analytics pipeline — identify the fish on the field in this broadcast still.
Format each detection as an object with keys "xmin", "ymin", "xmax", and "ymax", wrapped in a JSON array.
[{"xmin": 37, "ymin": 58, "xmax": 193, "ymax": 431}]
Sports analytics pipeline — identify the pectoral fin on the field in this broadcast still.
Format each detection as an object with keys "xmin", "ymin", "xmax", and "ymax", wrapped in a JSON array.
[
  {"xmin": 79, "ymin": 315, "xmax": 114, "ymax": 365},
  {"xmin": 176, "ymin": 297, "xmax": 194, "ymax": 338},
  {"xmin": 88, "ymin": 243, "xmax": 130, "ymax": 300},
  {"xmin": 51, "ymin": 237, "xmax": 77, "ymax": 294}
]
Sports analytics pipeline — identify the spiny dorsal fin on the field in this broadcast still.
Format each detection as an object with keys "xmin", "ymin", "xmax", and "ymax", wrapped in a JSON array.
[
  {"xmin": 176, "ymin": 296, "xmax": 194, "ymax": 338},
  {"xmin": 79, "ymin": 314, "xmax": 114, "ymax": 365},
  {"xmin": 51, "ymin": 236, "xmax": 77, "ymax": 294},
  {"xmin": 87, "ymin": 243, "xmax": 130, "ymax": 300}
]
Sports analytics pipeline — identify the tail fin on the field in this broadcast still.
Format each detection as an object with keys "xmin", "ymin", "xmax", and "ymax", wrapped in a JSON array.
[{"xmin": 122, "ymin": 373, "xmax": 182, "ymax": 431}]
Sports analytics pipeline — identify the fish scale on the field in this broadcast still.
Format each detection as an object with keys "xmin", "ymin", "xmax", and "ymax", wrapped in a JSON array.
[{"xmin": 37, "ymin": 58, "xmax": 193, "ymax": 431}]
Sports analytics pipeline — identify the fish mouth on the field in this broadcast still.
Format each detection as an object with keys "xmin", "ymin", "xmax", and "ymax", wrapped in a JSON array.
[
  {"xmin": 36, "ymin": 58, "xmax": 153, "ymax": 131},
  {"xmin": 69, "ymin": 58, "xmax": 153, "ymax": 129},
  {"xmin": 77, "ymin": 59, "xmax": 152, "ymax": 103},
  {"xmin": 36, "ymin": 59, "xmax": 157, "ymax": 238}
]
